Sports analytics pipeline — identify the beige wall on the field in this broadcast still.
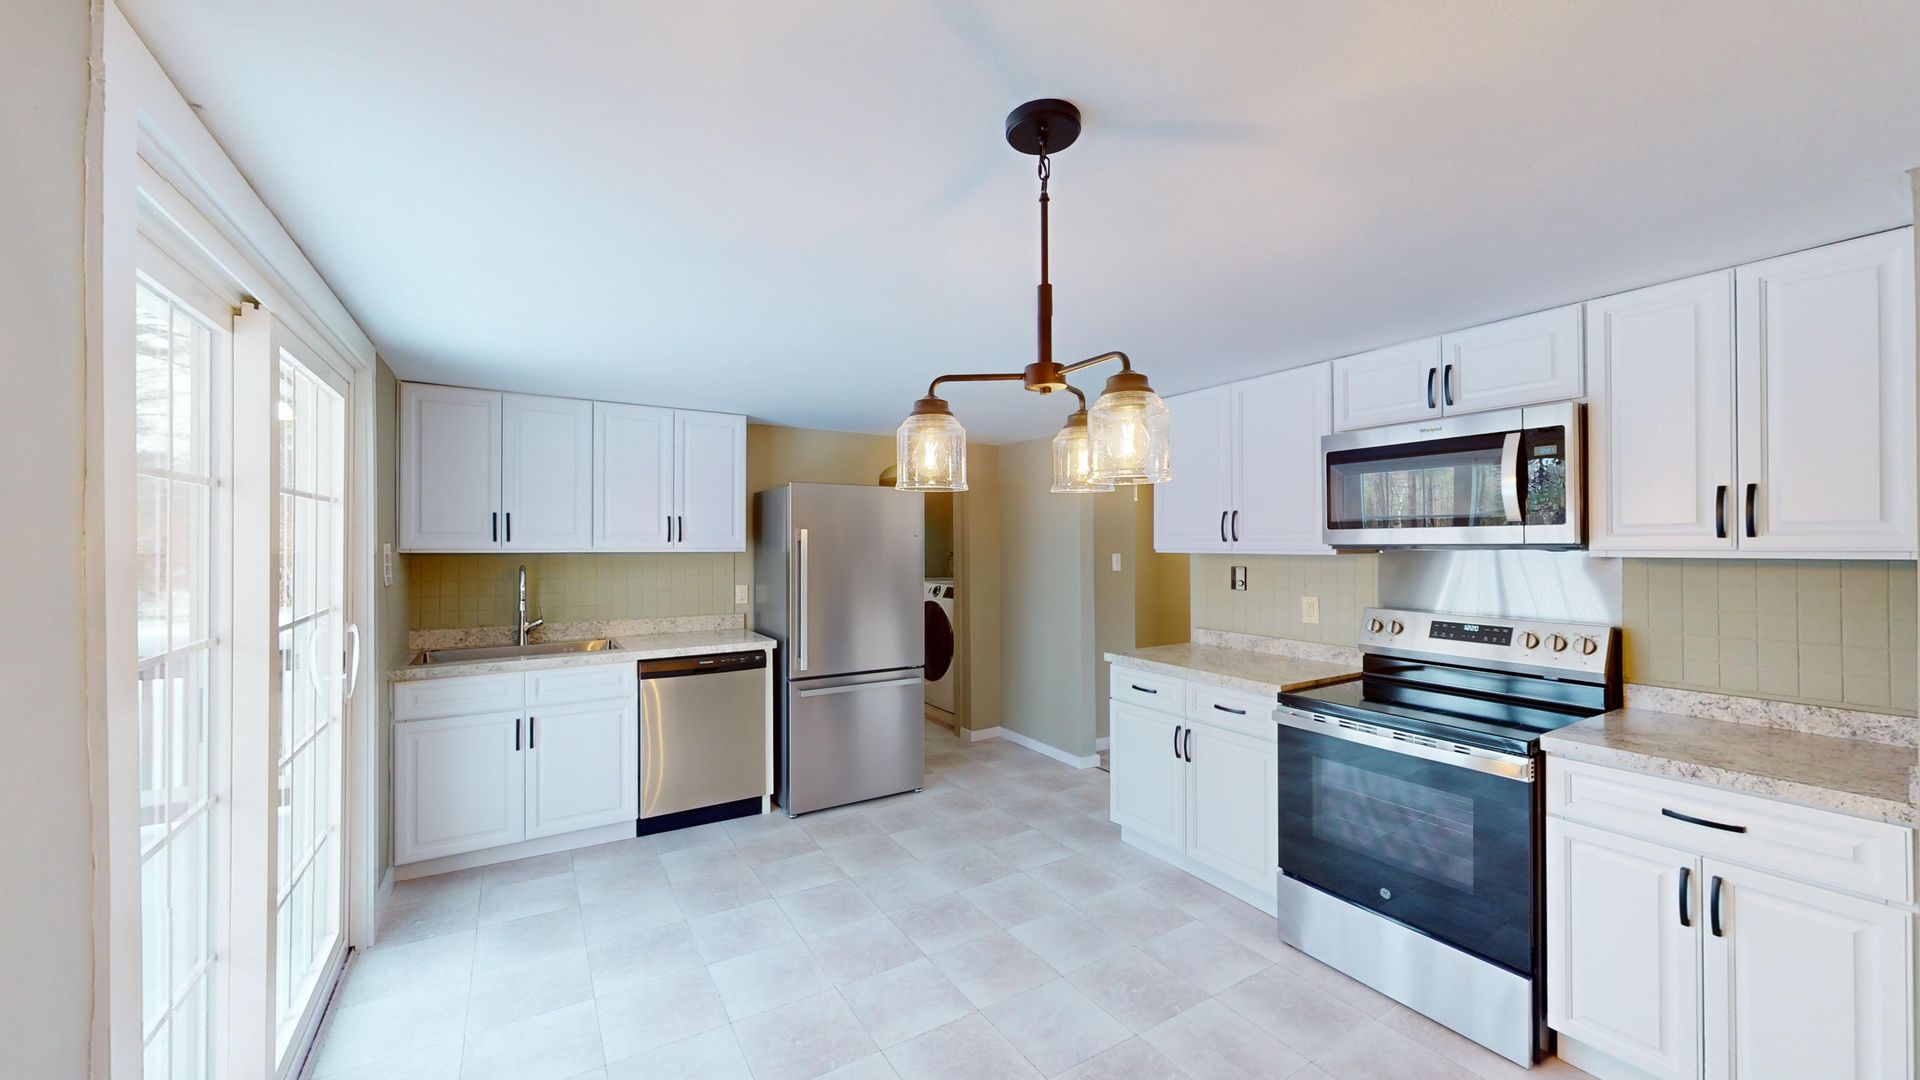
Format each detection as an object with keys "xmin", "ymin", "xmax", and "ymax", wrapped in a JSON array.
[
  {"xmin": 1, "ymin": 0, "xmax": 94, "ymax": 1072},
  {"xmin": 1130, "ymin": 485, "xmax": 1189, "ymax": 649},
  {"xmin": 1091, "ymin": 488, "xmax": 1137, "ymax": 741},
  {"xmin": 998, "ymin": 438, "xmax": 1099, "ymax": 756},
  {"xmin": 954, "ymin": 443, "xmax": 1003, "ymax": 734},
  {"xmin": 925, "ymin": 491, "xmax": 955, "ymax": 578}
]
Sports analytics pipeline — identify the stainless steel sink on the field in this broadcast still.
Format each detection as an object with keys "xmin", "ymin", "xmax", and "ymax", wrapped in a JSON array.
[{"xmin": 411, "ymin": 638, "xmax": 618, "ymax": 665}]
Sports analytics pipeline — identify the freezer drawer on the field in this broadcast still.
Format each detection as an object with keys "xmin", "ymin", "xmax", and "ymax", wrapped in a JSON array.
[{"xmin": 783, "ymin": 669, "xmax": 924, "ymax": 815}]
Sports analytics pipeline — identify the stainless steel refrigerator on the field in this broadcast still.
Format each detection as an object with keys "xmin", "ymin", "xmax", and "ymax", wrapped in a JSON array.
[{"xmin": 753, "ymin": 483, "xmax": 926, "ymax": 815}]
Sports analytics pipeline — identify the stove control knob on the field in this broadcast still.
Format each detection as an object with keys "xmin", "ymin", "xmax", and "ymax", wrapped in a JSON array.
[
  {"xmin": 1521, "ymin": 631, "xmax": 1541, "ymax": 650},
  {"xmin": 1368, "ymin": 618, "xmax": 1385, "ymax": 634},
  {"xmin": 1579, "ymin": 635, "xmax": 1600, "ymax": 656},
  {"xmin": 1389, "ymin": 620, "xmax": 1404, "ymax": 636},
  {"xmin": 1548, "ymin": 633, "xmax": 1569, "ymax": 654}
]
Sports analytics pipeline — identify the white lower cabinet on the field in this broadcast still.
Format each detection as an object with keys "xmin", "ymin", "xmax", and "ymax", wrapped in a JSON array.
[
  {"xmin": 525, "ymin": 698, "xmax": 641, "ymax": 840},
  {"xmin": 1107, "ymin": 668, "xmax": 1278, "ymax": 909},
  {"xmin": 1546, "ymin": 760, "xmax": 1915, "ymax": 1080},
  {"xmin": 394, "ymin": 665, "xmax": 639, "ymax": 865}
]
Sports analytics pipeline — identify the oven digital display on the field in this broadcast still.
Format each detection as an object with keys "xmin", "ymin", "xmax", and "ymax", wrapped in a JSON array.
[{"xmin": 1429, "ymin": 620, "xmax": 1513, "ymax": 646}]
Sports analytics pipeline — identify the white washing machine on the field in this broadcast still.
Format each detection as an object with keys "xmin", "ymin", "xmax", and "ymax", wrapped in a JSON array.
[{"xmin": 924, "ymin": 578, "xmax": 957, "ymax": 716}]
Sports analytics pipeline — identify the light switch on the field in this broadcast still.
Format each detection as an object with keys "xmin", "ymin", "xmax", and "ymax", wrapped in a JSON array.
[
  {"xmin": 1111, "ymin": 553, "xmax": 1123, "ymax": 572},
  {"xmin": 735, "ymin": 585, "xmax": 751, "ymax": 605},
  {"xmin": 1301, "ymin": 596, "xmax": 1320, "ymax": 624},
  {"xmin": 382, "ymin": 543, "xmax": 394, "ymax": 588}
]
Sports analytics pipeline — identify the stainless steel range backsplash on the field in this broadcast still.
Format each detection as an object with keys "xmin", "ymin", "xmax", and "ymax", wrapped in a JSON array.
[{"xmin": 1377, "ymin": 550, "xmax": 1622, "ymax": 624}]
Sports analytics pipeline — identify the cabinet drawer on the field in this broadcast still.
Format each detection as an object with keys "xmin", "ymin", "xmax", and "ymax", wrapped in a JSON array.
[
  {"xmin": 395, "ymin": 673, "xmax": 525, "ymax": 721},
  {"xmin": 1111, "ymin": 666, "xmax": 1184, "ymax": 717},
  {"xmin": 1547, "ymin": 758, "xmax": 1914, "ymax": 904},
  {"xmin": 1185, "ymin": 682, "xmax": 1277, "ymax": 742},
  {"xmin": 527, "ymin": 663, "xmax": 637, "ymax": 707}
]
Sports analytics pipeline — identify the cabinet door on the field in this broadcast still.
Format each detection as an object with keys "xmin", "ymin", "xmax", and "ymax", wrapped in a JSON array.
[
  {"xmin": 1232, "ymin": 364, "xmax": 1332, "ymax": 554},
  {"xmin": 673, "ymin": 410, "xmax": 747, "ymax": 551},
  {"xmin": 394, "ymin": 712, "xmax": 526, "ymax": 863},
  {"xmin": 1330, "ymin": 337, "xmax": 1442, "ymax": 431},
  {"xmin": 501, "ymin": 393, "xmax": 594, "ymax": 551},
  {"xmin": 399, "ymin": 382, "xmax": 501, "ymax": 551},
  {"xmin": 1109, "ymin": 702, "xmax": 1186, "ymax": 851},
  {"xmin": 1440, "ymin": 304, "xmax": 1584, "ymax": 415},
  {"xmin": 525, "ymin": 697, "xmax": 640, "ymax": 840},
  {"xmin": 1152, "ymin": 387, "xmax": 1234, "ymax": 553},
  {"xmin": 1734, "ymin": 230, "xmax": 1917, "ymax": 555},
  {"xmin": 1182, "ymin": 720, "xmax": 1277, "ymax": 895},
  {"xmin": 1586, "ymin": 272, "xmax": 1738, "ymax": 553},
  {"xmin": 1702, "ymin": 859, "xmax": 1910, "ymax": 1080},
  {"xmin": 593, "ymin": 402, "xmax": 675, "ymax": 551},
  {"xmin": 1545, "ymin": 819, "xmax": 1701, "ymax": 1080}
]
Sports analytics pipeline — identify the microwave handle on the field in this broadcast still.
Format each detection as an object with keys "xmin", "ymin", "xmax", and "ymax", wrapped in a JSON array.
[{"xmin": 1499, "ymin": 431, "xmax": 1523, "ymax": 524}]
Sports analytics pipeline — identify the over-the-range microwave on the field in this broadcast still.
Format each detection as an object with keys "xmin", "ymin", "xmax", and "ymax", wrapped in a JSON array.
[{"xmin": 1321, "ymin": 401, "xmax": 1583, "ymax": 549}]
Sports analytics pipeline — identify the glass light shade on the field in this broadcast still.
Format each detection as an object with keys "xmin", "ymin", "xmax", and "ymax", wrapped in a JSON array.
[
  {"xmin": 1088, "ymin": 387, "xmax": 1171, "ymax": 484},
  {"xmin": 896, "ymin": 409, "xmax": 968, "ymax": 491},
  {"xmin": 1050, "ymin": 417, "xmax": 1115, "ymax": 493}
]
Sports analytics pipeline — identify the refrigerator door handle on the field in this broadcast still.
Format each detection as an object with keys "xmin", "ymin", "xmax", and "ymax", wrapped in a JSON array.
[
  {"xmin": 795, "ymin": 527, "xmax": 809, "ymax": 672},
  {"xmin": 797, "ymin": 676, "xmax": 923, "ymax": 698}
]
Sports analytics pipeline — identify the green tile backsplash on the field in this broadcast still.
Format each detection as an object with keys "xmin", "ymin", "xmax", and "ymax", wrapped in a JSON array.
[
  {"xmin": 407, "ymin": 552, "xmax": 739, "ymax": 630},
  {"xmin": 1622, "ymin": 559, "xmax": 1917, "ymax": 715},
  {"xmin": 1190, "ymin": 554, "xmax": 1380, "ymax": 645}
]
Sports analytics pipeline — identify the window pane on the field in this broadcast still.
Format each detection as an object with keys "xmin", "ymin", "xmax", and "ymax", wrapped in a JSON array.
[
  {"xmin": 135, "ymin": 284, "xmax": 172, "ymax": 473},
  {"xmin": 138, "ymin": 475, "xmax": 169, "ymax": 660},
  {"xmin": 141, "ymin": 848, "xmax": 168, "ymax": 1033}
]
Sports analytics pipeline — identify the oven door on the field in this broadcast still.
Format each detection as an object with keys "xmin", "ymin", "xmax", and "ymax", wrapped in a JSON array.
[
  {"xmin": 1275, "ymin": 707, "xmax": 1537, "ymax": 976},
  {"xmin": 1321, "ymin": 402, "xmax": 1580, "ymax": 548}
]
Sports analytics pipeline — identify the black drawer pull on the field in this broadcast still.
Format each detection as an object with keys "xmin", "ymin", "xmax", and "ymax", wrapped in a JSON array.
[
  {"xmin": 1662, "ymin": 808, "xmax": 1747, "ymax": 833},
  {"xmin": 1212, "ymin": 704, "xmax": 1247, "ymax": 716},
  {"xmin": 1678, "ymin": 866, "xmax": 1691, "ymax": 928},
  {"xmin": 1183, "ymin": 728, "xmax": 1192, "ymax": 762},
  {"xmin": 1714, "ymin": 485, "xmax": 1728, "ymax": 539},
  {"xmin": 1426, "ymin": 367, "xmax": 1437, "ymax": 410},
  {"xmin": 1709, "ymin": 874, "xmax": 1725, "ymax": 937},
  {"xmin": 1745, "ymin": 483, "xmax": 1758, "ymax": 538},
  {"xmin": 1173, "ymin": 724, "xmax": 1182, "ymax": 759},
  {"xmin": 1130, "ymin": 684, "xmax": 1159, "ymax": 695}
]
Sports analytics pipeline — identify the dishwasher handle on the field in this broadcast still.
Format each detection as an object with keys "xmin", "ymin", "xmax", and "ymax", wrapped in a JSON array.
[{"xmin": 638, "ymin": 650, "xmax": 770, "ymax": 680}]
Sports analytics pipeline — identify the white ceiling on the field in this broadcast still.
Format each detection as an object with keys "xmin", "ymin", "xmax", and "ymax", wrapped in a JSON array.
[{"xmin": 122, "ymin": 1, "xmax": 1920, "ymax": 443}]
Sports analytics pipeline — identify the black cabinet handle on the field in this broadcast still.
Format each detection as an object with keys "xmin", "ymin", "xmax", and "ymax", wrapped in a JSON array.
[
  {"xmin": 1426, "ymin": 368, "xmax": 1437, "ymax": 410},
  {"xmin": 1662, "ymin": 807, "xmax": 1747, "ymax": 833},
  {"xmin": 1230, "ymin": 510, "xmax": 1239, "ymax": 542},
  {"xmin": 529, "ymin": 716, "xmax": 536, "ymax": 750},
  {"xmin": 1709, "ymin": 874, "xmax": 1725, "ymax": 937},
  {"xmin": 492, "ymin": 512, "xmax": 499, "ymax": 542},
  {"xmin": 1173, "ymin": 725, "xmax": 1182, "ymax": 759},
  {"xmin": 678, "ymin": 515, "xmax": 685, "ymax": 543},
  {"xmin": 1212, "ymin": 704, "xmax": 1247, "ymax": 716},
  {"xmin": 505, "ymin": 512, "xmax": 512, "ymax": 543},
  {"xmin": 1715, "ymin": 485, "xmax": 1728, "ymax": 539},
  {"xmin": 1744, "ymin": 483, "xmax": 1758, "ymax": 538},
  {"xmin": 1130, "ymin": 684, "xmax": 1158, "ymax": 695},
  {"xmin": 1443, "ymin": 363, "xmax": 1454, "ymax": 407},
  {"xmin": 1183, "ymin": 728, "xmax": 1192, "ymax": 762},
  {"xmin": 1219, "ymin": 511, "xmax": 1228, "ymax": 543},
  {"xmin": 1678, "ymin": 866, "xmax": 1691, "ymax": 928},
  {"xmin": 514, "ymin": 718, "xmax": 521, "ymax": 752}
]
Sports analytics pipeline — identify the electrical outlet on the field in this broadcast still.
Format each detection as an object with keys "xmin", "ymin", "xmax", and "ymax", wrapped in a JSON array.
[
  {"xmin": 382, "ymin": 543, "xmax": 394, "ymax": 588},
  {"xmin": 735, "ymin": 585, "xmax": 750, "ymax": 605},
  {"xmin": 1229, "ymin": 565, "xmax": 1248, "ymax": 591},
  {"xmin": 1301, "ymin": 596, "xmax": 1320, "ymax": 624},
  {"xmin": 1111, "ymin": 553, "xmax": 1123, "ymax": 572}
]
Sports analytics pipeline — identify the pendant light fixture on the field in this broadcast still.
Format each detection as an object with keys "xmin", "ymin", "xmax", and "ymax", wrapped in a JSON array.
[{"xmin": 895, "ymin": 99, "xmax": 1170, "ymax": 493}]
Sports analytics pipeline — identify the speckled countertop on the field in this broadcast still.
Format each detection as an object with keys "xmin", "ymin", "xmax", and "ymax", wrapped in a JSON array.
[
  {"xmin": 1543, "ymin": 709, "xmax": 1918, "ymax": 825},
  {"xmin": 1106, "ymin": 643, "xmax": 1360, "ymax": 698},
  {"xmin": 389, "ymin": 629, "xmax": 776, "ymax": 682}
]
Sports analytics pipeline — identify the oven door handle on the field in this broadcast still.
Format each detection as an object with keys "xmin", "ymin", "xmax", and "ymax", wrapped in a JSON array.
[
  {"xmin": 1273, "ymin": 707, "xmax": 1534, "ymax": 782},
  {"xmin": 1499, "ymin": 431, "xmax": 1523, "ymax": 525}
]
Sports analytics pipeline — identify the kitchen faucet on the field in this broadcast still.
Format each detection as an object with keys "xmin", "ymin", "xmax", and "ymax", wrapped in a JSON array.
[{"xmin": 518, "ymin": 564, "xmax": 544, "ymax": 645}]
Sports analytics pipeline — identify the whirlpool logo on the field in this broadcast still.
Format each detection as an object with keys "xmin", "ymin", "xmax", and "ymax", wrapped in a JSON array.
[{"xmin": 1378, "ymin": 887, "xmax": 1393, "ymax": 901}]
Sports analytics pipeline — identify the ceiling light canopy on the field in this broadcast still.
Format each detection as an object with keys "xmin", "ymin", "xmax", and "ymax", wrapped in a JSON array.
[{"xmin": 895, "ymin": 99, "xmax": 1170, "ymax": 494}]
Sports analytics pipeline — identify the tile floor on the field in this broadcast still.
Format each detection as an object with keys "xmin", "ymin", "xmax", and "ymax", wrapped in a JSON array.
[{"xmin": 308, "ymin": 721, "xmax": 1593, "ymax": 1080}]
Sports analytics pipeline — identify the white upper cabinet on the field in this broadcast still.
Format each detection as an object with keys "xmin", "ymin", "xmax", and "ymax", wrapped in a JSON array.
[
  {"xmin": 1586, "ymin": 272, "xmax": 1738, "ymax": 553},
  {"xmin": 1734, "ymin": 230, "xmax": 1916, "ymax": 556},
  {"xmin": 1153, "ymin": 386, "xmax": 1235, "ymax": 553},
  {"xmin": 400, "ymin": 383, "xmax": 502, "ymax": 551},
  {"xmin": 1438, "ymin": 304, "xmax": 1585, "ymax": 414},
  {"xmin": 1154, "ymin": 365, "xmax": 1332, "ymax": 555},
  {"xmin": 1232, "ymin": 365, "xmax": 1332, "ymax": 554},
  {"xmin": 1331, "ymin": 337, "xmax": 1443, "ymax": 431},
  {"xmin": 502, "ymin": 394, "xmax": 594, "ymax": 551},
  {"xmin": 593, "ymin": 402, "xmax": 675, "ymax": 551},
  {"xmin": 399, "ymin": 382, "xmax": 747, "ymax": 553},
  {"xmin": 674, "ymin": 410, "xmax": 748, "ymax": 552}
]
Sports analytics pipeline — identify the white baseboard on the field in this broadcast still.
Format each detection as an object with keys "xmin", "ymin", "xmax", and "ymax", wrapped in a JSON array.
[
  {"xmin": 962, "ymin": 725, "xmax": 1002, "ymax": 742},
  {"xmin": 1095, "ymin": 737, "xmax": 1110, "ymax": 752},
  {"xmin": 996, "ymin": 727, "xmax": 1101, "ymax": 770}
]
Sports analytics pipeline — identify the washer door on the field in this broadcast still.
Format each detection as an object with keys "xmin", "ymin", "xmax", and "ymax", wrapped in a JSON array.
[{"xmin": 923, "ymin": 600, "xmax": 955, "ymax": 682}]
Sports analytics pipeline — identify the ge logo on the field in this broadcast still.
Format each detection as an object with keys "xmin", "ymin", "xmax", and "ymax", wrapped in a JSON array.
[{"xmin": 1378, "ymin": 887, "xmax": 1393, "ymax": 900}]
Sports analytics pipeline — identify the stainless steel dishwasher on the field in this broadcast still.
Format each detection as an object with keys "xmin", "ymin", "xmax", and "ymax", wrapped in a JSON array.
[{"xmin": 637, "ymin": 650, "xmax": 770, "ymax": 834}]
